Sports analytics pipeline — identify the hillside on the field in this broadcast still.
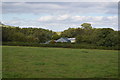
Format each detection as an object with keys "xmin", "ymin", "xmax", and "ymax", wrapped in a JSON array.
[{"xmin": 56, "ymin": 32, "xmax": 62, "ymax": 35}]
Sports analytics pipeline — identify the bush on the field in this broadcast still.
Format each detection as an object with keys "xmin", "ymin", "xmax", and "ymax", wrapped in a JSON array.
[{"xmin": 2, "ymin": 42, "xmax": 119, "ymax": 50}]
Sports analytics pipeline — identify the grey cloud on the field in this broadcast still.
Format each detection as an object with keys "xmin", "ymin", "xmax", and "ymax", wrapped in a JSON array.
[
  {"xmin": 2, "ymin": 2, "xmax": 118, "ymax": 31},
  {"xmin": 2, "ymin": 2, "xmax": 118, "ymax": 15},
  {"xmin": 2, "ymin": 15, "xmax": 117, "ymax": 31},
  {"xmin": 2, "ymin": 0, "xmax": 119, "ymax": 2}
]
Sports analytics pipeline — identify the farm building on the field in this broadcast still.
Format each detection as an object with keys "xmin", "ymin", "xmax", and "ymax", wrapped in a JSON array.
[
  {"xmin": 56, "ymin": 37, "xmax": 71, "ymax": 43},
  {"xmin": 44, "ymin": 37, "xmax": 76, "ymax": 44},
  {"xmin": 68, "ymin": 38, "xmax": 76, "ymax": 43}
]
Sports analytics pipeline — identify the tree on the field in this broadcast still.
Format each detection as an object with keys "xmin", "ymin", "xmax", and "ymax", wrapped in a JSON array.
[
  {"xmin": 104, "ymin": 31, "xmax": 118, "ymax": 47},
  {"xmin": 76, "ymin": 35, "xmax": 83, "ymax": 43},
  {"xmin": 95, "ymin": 28, "xmax": 114, "ymax": 46},
  {"xmin": 81, "ymin": 23, "xmax": 92, "ymax": 30},
  {"xmin": 52, "ymin": 34, "xmax": 61, "ymax": 40},
  {"xmin": 2, "ymin": 24, "xmax": 54, "ymax": 43},
  {"xmin": 26, "ymin": 36, "xmax": 37, "ymax": 42},
  {"xmin": 33, "ymin": 31, "xmax": 52, "ymax": 43},
  {"xmin": 61, "ymin": 28, "xmax": 80, "ymax": 38},
  {"xmin": 11, "ymin": 32, "xmax": 26, "ymax": 42}
]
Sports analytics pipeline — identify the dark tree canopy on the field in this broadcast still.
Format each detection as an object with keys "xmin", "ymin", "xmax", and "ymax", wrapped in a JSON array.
[
  {"xmin": 2, "ymin": 23, "xmax": 119, "ymax": 47},
  {"xmin": 2, "ymin": 24, "xmax": 54, "ymax": 43}
]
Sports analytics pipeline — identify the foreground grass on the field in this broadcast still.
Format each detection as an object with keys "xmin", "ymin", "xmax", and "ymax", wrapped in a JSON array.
[{"xmin": 2, "ymin": 46, "xmax": 118, "ymax": 78}]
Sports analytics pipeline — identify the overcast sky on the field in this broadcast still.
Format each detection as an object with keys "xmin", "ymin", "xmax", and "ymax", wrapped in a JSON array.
[{"xmin": 2, "ymin": 2, "xmax": 118, "ymax": 31}]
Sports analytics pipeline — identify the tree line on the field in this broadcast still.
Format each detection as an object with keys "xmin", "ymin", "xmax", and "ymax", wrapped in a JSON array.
[
  {"xmin": 2, "ymin": 23, "xmax": 119, "ymax": 48},
  {"xmin": 61, "ymin": 23, "xmax": 119, "ymax": 47},
  {"xmin": 2, "ymin": 24, "xmax": 56, "ymax": 43}
]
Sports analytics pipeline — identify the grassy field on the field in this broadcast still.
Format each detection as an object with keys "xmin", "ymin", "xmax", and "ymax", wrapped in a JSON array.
[{"xmin": 2, "ymin": 46, "xmax": 118, "ymax": 78}]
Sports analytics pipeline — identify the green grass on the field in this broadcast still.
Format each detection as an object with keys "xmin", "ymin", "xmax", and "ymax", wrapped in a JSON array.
[{"xmin": 2, "ymin": 46, "xmax": 118, "ymax": 78}]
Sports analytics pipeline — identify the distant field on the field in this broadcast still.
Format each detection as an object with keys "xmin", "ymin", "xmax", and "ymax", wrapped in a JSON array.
[
  {"xmin": 2, "ymin": 46, "xmax": 118, "ymax": 78},
  {"xmin": 56, "ymin": 32, "xmax": 61, "ymax": 35}
]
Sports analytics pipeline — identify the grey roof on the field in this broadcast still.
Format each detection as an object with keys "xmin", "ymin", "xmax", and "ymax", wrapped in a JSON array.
[{"xmin": 56, "ymin": 37, "xmax": 71, "ymax": 42}]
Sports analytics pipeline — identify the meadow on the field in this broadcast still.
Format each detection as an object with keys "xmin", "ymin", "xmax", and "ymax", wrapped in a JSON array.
[{"xmin": 2, "ymin": 46, "xmax": 118, "ymax": 78}]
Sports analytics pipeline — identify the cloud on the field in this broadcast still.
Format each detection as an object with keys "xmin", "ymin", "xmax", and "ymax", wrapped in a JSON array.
[
  {"xmin": 3, "ymin": 14, "xmax": 117, "ymax": 31},
  {"xmin": 2, "ymin": 2, "xmax": 118, "ymax": 31},
  {"xmin": 2, "ymin": 2, "xmax": 118, "ymax": 15},
  {"xmin": 37, "ymin": 14, "xmax": 117, "ymax": 23},
  {"xmin": 57, "ymin": 14, "xmax": 70, "ymax": 20},
  {"xmin": 38, "ymin": 15, "xmax": 53, "ymax": 21},
  {"xmin": 38, "ymin": 14, "xmax": 70, "ymax": 22},
  {"xmin": 2, "ymin": 0, "xmax": 119, "ymax": 2}
]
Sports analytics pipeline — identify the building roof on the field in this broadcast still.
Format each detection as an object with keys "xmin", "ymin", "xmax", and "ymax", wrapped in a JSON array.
[
  {"xmin": 56, "ymin": 37, "xmax": 71, "ymax": 42},
  {"xmin": 68, "ymin": 38, "xmax": 75, "ymax": 41}
]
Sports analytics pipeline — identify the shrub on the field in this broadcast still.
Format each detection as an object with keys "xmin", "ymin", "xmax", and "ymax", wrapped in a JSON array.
[{"xmin": 2, "ymin": 42, "xmax": 119, "ymax": 50}]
